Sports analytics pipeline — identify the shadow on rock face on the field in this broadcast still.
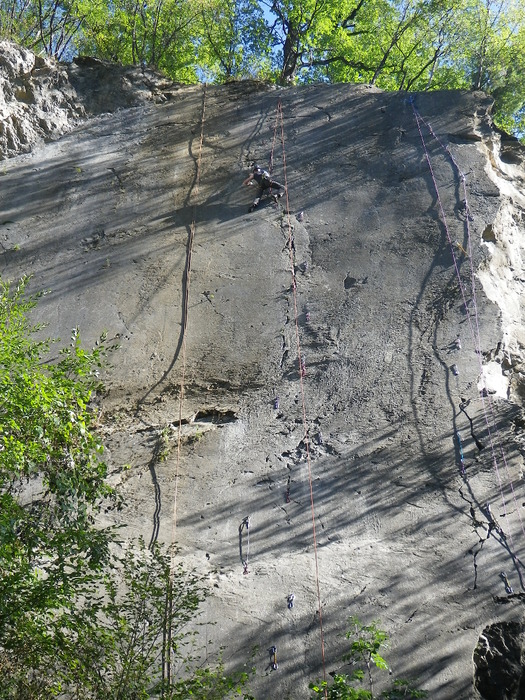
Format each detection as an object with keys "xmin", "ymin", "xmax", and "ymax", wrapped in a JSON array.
[{"xmin": 474, "ymin": 621, "xmax": 525, "ymax": 699}]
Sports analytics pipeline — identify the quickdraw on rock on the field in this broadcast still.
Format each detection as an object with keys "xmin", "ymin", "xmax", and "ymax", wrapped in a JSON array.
[
  {"xmin": 483, "ymin": 503, "xmax": 507, "ymax": 541},
  {"xmin": 287, "ymin": 593, "xmax": 295, "ymax": 609},
  {"xmin": 455, "ymin": 430, "xmax": 466, "ymax": 476},
  {"xmin": 269, "ymin": 645, "xmax": 278, "ymax": 670},
  {"xmin": 500, "ymin": 571, "xmax": 514, "ymax": 594},
  {"xmin": 300, "ymin": 356, "xmax": 306, "ymax": 378},
  {"xmin": 239, "ymin": 515, "xmax": 251, "ymax": 575},
  {"xmin": 285, "ymin": 475, "xmax": 291, "ymax": 503}
]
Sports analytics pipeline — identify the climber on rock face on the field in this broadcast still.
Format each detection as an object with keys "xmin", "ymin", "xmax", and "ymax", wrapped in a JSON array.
[{"xmin": 242, "ymin": 164, "xmax": 285, "ymax": 212}]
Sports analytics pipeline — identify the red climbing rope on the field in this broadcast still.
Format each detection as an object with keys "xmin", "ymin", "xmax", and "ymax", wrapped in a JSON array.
[
  {"xmin": 412, "ymin": 103, "xmax": 525, "ymax": 548},
  {"xmin": 275, "ymin": 98, "xmax": 328, "ymax": 694}
]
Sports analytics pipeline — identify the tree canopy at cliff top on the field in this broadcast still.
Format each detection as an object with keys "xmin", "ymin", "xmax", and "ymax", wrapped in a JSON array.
[{"xmin": 1, "ymin": 0, "xmax": 524, "ymax": 136}]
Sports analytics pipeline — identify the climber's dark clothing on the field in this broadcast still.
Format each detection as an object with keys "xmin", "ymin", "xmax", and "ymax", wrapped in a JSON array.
[
  {"xmin": 252, "ymin": 168, "xmax": 284, "ymax": 198},
  {"xmin": 243, "ymin": 166, "xmax": 285, "ymax": 210}
]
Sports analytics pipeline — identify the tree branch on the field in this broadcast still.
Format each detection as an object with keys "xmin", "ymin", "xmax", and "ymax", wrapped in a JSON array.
[
  {"xmin": 341, "ymin": 0, "xmax": 366, "ymax": 29},
  {"xmin": 299, "ymin": 53, "xmax": 374, "ymax": 72}
]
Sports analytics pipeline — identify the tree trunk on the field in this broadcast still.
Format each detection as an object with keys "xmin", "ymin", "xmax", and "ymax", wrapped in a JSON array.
[{"xmin": 280, "ymin": 24, "xmax": 299, "ymax": 83}]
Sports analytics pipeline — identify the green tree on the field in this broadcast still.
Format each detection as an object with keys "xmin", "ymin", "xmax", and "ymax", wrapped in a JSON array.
[
  {"xmin": 265, "ymin": 0, "xmax": 357, "ymax": 84},
  {"xmin": 451, "ymin": 0, "xmax": 525, "ymax": 134},
  {"xmin": 0, "ymin": 276, "xmax": 253, "ymax": 699},
  {"xmin": 0, "ymin": 0, "xmax": 84, "ymax": 57},
  {"xmin": 55, "ymin": 539, "xmax": 253, "ymax": 699},
  {"xmin": 0, "ymin": 275, "xmax": 115, "ymax": 696},
  {"xmin": 198, "ymin": 0, "xmax": 273, "ymax": 82},
  {"xmin": 309, "ymin": 617, "xmax": 427, "ymax": 700},
  {"xmin": 0, "ymin": 0, "xmax": 37, "ymax": 45},
  {"xmin": 264, "ymin": 0, "xmax": 461, "ymax": 87},
  {"xmin": 262, "ymin": 0, "xmax": 525, "ymax": 136},
  {"xmin": 75, "ymin": 0, "xmax": 201, "ymax": 82}
]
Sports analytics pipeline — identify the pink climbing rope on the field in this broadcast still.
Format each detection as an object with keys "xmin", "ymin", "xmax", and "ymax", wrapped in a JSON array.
[
  {"xmin": 412, "ymin": 104, "xmax": 525, "ymax": 548},
  {"xmin": 416, "ymin": 111, "xmax": 525, "ymax": 543}
]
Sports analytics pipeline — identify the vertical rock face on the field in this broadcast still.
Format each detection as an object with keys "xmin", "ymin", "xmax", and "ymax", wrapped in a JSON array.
[
  {"xmin": 0, "ymin": 41, "xmax": 182, "ymax": 159},
  {"xmin": 0, "ymin": 40, "xmax": 82, "ymax": 158},
  {"xmin": 2, "ymin": 42, "xmax": 525, "ymax": 699},
  {"xmin": 474, "ymin": 622, "xmax": 525, "ymax": 700}
]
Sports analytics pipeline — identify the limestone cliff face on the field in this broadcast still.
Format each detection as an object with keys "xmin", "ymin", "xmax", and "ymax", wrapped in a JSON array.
[
  {"xmin": 2, "ymin": 42, "xmax": 525, "ymax": 699},
  {"xmin": 0, "ymin": 40, "xmax": 179, "ymax": 160}
]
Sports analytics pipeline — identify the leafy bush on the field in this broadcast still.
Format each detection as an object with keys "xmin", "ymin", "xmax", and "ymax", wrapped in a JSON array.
[
  {"xmin": 309, "ymin": 617, "xmax": 426, "ymax": 700},
  {"xmin": 0, "ymin": 276, "xmax": 252, "ymax": 699}
]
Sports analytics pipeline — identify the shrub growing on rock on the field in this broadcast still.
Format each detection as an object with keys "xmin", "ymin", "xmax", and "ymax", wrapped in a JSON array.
[{"xmin": 309, "ymin": 617, "xmax": 427, "ymax": 700}]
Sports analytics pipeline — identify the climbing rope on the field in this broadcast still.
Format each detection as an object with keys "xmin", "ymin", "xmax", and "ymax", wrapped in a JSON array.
[
  {"xmin": 275, "ymin": 97, "xmax": 328, "ymax": 693},
  {"xmin": 412, "ymin": 103, "xmax": 525, "ymax": 554},
  {"xmin": 413, "ymin": 105, "xmax": 511, "ymax": 518},
  {"xmin": 164, "ymin": 84, "xmax": 208, "ymax": 689}
]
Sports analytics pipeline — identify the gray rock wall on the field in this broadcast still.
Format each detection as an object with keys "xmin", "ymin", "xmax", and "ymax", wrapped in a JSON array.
[
  {"xmin": 2, "ymin": 48, "xmax": 525, "ymax": 698},
  {"xmin": 0, "ymin": 41, "xmax": 182, "ymax": 160}
]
